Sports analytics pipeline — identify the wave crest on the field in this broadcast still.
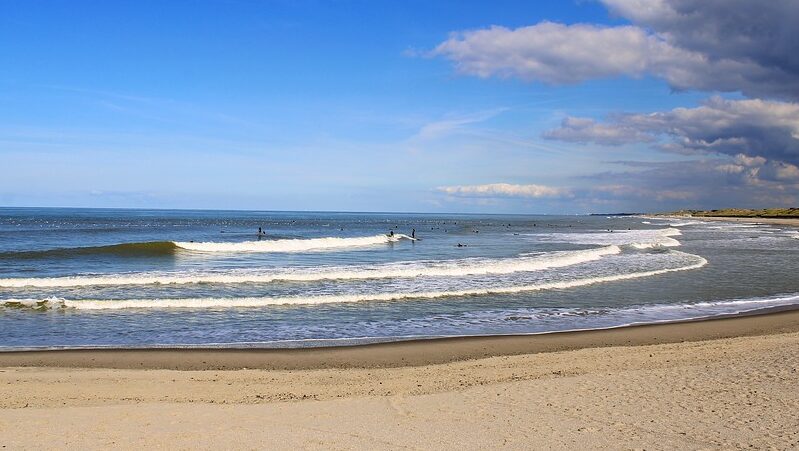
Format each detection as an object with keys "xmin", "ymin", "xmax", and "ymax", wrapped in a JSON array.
[
  {"xmin": 0, "ymin": 241, "xmax": 178, "ymax": 260},
  {"xmin": 174, "ymin": 234, "xmax": 412, "ymax": 253},
  {"xmin": 528, "ymin": 227, "xmax": 682, "ymax": 249},
  {"xmin": 4, "ymin": 253, "xmax": 707, "ymax": 310},
  {"xmin": 0, "ymin": 234, "xmax": 413, "ymax": 260},
  {"xmin": 0, "ymin": 245, "xmax": 620, "ymax": 288}
]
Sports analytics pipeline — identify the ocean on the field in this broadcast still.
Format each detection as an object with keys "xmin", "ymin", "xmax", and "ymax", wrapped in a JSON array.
[{"xmin": 1, "ymin": 207, "xmax": 798, "ymax": 349}]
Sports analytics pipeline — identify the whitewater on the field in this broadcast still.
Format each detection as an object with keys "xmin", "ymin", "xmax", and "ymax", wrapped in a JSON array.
[
  {"xmin": 0, "ymin": 245, "xmax": 620, "ymax": 288},
  {"xmin": 2, "ymin": 208, "xmax": 798, "ymax": 349},
  {"xmin": 174, "ymin": 233, "xmax": 413, "ymax": 253},
  {"xmin": 3, "ymin": 252, "xmax": 707, "ymax": 310}
]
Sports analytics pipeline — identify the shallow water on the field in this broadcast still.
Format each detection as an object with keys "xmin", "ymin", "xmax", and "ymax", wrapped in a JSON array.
[{"xmin": 1, "ymin": 208, "xmax": 798, "ymax": 349}]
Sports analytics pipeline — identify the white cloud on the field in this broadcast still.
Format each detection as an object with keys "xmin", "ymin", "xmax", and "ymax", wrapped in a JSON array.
[
  {"xmin": 426, "ymin": 0, "xmax": 799, "ymax": 209},
  {"xmin": 544, "ymin": 97, "xmax": 799, "ymax": 166},
  {"xmin": 734, "ymin": 154, "xmax": 767, "ymax": 168},
  {"xmin": 431, "ymin": 1, "xmax": 799, "ymax": 99},
  {"xmin": 438, "ymin": 183, "xmax": 570, "ymax": 199},
  {"xmin": 584, "ymin": 159, "xmax": 799, "ymax": 208},
  {"xmin": 432, "ymin": 22, "xmax": 683, "ymax": 84},
  {"xmin": 757, "ymin": 161, "xmax": 799, "ymax": 182},
  {"xmin": 413, "ymin": 109, "xmax": 505, "ymax": 141},
  {"xmin": 543, "ymin": 116, "xmax": 654, "ymax": 146},
  {"xmin": 602, "ymin": 0, "xmax": 799, "ymax": 78},
  {"xmin": 715, "ymin": 164, "xmax": 746, "ymax": 175}
]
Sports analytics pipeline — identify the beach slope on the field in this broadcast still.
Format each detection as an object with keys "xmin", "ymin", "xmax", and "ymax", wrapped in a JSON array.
[{"xmin": 1, "ymin": 311, "xmax": 798, "ymax": 449}]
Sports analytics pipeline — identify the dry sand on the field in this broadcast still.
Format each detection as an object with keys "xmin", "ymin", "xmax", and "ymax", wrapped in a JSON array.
[{"xmin": 2, "ymin": 310, "xmax": 799, "ymax": 449}]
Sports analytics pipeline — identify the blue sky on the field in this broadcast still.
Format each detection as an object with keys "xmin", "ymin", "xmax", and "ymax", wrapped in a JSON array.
[{"xmin": 2, "ymin": 0, "xmax": 797, "ymax": 213}]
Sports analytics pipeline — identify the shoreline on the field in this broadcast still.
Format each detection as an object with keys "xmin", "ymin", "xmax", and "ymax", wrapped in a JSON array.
[
  {"xmin": 4, "ymin": 301, "xmax": 795, "ymax": 353},
  {"xmin": 3, "ymin": 305, "xmax": 799, "ymax": 370},
  {"xmin": 652, "ymin": 214, "xmax": 799, "ymax": 227},
  {"xmin": 2, "ymin": 309, "xmax": 798, "ymax": 448}
]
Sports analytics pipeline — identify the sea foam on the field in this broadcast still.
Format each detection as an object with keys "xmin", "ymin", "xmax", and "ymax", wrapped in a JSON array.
[
  {"xmin": 173, "ymin": 234, "xmax": 412, "ymax": 253},
  {"xmin": 0, "ymin": 245, "xmax": 620, "ymax": 288},
  {"xmin": 5, "ymin": 253, "xmax": 707, "ymax": 310},
  {"xmin": 527, "ymin": 227, "xmax": 682, "ymax": 249}
]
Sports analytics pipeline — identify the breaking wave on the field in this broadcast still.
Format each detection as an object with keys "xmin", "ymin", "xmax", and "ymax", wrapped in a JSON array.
[
  {"xmin": 668, "ymin": 220, "xmax": 702, "ymax": 227},
  {"xmin": 0, "ymin": 234, "xmax": 413, "ymax": 260},
  {"xmin": 173, "ymin": 234, "xmax": 413, "ymax": 253},
  {"xmin": 0, "ymin": 245, "xmax": 621, "ymax": 288},
  {"xmin": 3, "ymin": 254, "xmax": 707, "ymax": 310},
  {"xmin": 527, "ymin": 227, "xmax": 682, "ymax": 249}
]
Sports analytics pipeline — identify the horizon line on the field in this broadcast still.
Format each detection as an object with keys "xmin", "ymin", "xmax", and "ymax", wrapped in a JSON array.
[{"xmin": 0, "ymin": 205, "xmax": 640, "ymax": 217}]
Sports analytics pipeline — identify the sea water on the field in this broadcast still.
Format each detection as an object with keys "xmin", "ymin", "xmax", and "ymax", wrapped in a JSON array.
[{"xmin": 1, "ymin": 207, "xmax": 798, "ymax": 349}]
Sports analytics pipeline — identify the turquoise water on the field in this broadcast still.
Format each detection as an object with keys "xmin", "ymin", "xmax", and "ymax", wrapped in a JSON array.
[{"xmin": 1, "ymin": 207, "xmax": 798, "ymax": 349}]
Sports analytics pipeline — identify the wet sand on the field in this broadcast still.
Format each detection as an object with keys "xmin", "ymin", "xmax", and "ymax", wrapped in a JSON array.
[
  {"xmin": 2, "ymin": 307, "xmax": 799, "ymax": 370},
  {"xmin": 2, "ymin": 309, "xmax": 799, "ymax": 449}
]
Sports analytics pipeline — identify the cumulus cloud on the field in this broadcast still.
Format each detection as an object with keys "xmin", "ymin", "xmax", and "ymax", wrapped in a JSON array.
[
  {"xmin": 432, "ymin": 23, "xmax": 672, "ymax": 84},
  {"xmin": 762, "ymin": 162, "xmax": 799, "ymax": 182},
  {"xmin": 429, "ymin": 0, "xmax": 799, "ymax": 209},
  {"xmin": 438, "ymin": 183, "xmax": 570, "ymax": 199},
  {"xmin": 544, "ymin": 97, "xmax": 799, "ymax": 166},
  {"xmin": 542, "ymin": 116, "xmax": 654, "ymax": 146},
  {"xmin": 438, "ymin": 157, "xmax": 799, "ymax": 210},
  {"xmin": 584, "ymin": 159, "xmax": 799, "ymax": 209},
  {"xmin": 602, "ymin": 0, "xmax": 799, "ymax": 77},
  {"xmin": 431, "ymin": 1, "xmax": 799, "ymax": 99},
  {"xmin": 715, "ymin": 155, "xmax": 799, "ymax": 183}
]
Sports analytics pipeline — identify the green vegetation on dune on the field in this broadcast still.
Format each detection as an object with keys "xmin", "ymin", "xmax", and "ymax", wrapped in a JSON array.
[{"xmin": 664, "ymin": 208, "xmax": 799, "ymax": 218}]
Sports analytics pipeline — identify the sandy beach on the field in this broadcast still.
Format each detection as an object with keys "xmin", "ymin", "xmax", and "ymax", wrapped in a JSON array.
[
  {"xmin": 2, "ymin": 309, "xmax": 798, "ymax": 449},
  {"xmin": 5, "ymin": 0, "xmax": 799, "ymax": 447}
]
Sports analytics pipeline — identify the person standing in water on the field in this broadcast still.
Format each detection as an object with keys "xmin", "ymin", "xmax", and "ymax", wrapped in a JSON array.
[{"xmin": 411, "ymin": 228, "xmax": 415, "ymax": 239}]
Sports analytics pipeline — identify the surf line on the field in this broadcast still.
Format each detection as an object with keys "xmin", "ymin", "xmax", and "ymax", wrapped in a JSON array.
[
  {"xmin": 7, "ymin": 255, "xmax": 708, "ymax": 310},
  {"xmin": 0, "ymin": 246, "xmax": 621, "ymax": 288}
]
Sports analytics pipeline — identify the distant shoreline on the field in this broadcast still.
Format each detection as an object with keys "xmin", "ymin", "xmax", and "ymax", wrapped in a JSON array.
[
  {"xmin": 652, "ymin": 214, "xmax": 799, "ymax": 227},
  {"xmin": 654, "ymin": 207, "xmax": 799, "ymax": 220}
]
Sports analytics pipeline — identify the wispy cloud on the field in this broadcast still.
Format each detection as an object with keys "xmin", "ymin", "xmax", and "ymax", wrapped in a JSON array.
[
  {"xmin": 412, "ymin": 108, "xmax": 507, "ymax": 141},
  {"xmin": 39, "ymin": 85, "xmax": 268, "ymax": 130}
]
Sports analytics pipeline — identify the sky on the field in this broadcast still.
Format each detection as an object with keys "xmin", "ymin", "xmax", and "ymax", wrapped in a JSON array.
[{"xmin": 1, "ymin": 0, "xmax": 798, "ymax": 214}]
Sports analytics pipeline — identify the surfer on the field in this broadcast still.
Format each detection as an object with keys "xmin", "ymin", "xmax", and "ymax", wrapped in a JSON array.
[
  {"xmin": 411, "ymin": 228, "xmax": 415, "ymax": 239},
  {"xmin": 388, "ymin": 230, "xmax": 394, "ymax": 237}
]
